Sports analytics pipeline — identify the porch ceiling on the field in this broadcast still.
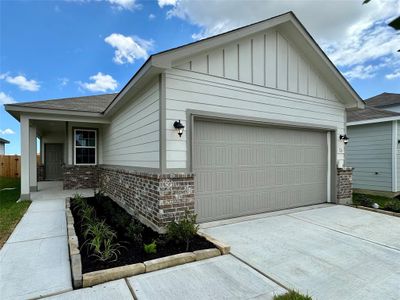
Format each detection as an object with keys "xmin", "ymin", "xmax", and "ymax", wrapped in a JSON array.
[{"xmin": 31, "ymin": 120, "xmax": 66, "ymax": 136}]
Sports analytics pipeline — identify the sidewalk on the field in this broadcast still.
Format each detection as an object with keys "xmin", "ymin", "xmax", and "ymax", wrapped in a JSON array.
[{"xmin": 0, "ymin": 182, "xmax": 92, "ymax": 300}]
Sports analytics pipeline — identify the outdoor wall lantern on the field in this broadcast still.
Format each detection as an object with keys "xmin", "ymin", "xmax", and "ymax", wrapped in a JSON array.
[
  {"xmin": 174, "ymin": 120, "xmax": 185, "ymax": 137},
  {"xmin": 340, "ymin": 134, "xmax": 349, "ymax": 145}
]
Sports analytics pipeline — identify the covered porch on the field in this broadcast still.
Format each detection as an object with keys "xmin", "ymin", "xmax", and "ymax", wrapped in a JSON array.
[{"xmin": 17, "ymin": 114, "xmax": 108, "ymax": 200}]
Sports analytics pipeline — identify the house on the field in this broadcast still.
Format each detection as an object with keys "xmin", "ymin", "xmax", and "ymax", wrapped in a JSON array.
[
  {"xmin": 0, "ymin": 138, "xmax": 10, "ymax": 155},
  {"xmin": 5, "ymin": 12, "xmax": 364, "ymax": 232},
  {"xmin": 347, "ymin": 93, "xmax": 400, "ymax": 193},
  {"xmin": 363, "ymin": 92, "xmax": 400, "ymax": 113}
]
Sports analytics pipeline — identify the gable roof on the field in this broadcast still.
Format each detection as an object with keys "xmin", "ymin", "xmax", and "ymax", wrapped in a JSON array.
[
  {"xmin": 5, "ymin": 11, "xmax": 364, "ymax": 119},
  {"xmin": 347, "ymin": 106, "xmax": 400, "ymax": 125},
  {"xmin": 365, "ymin": 92, "xmax": 400, "ymax": 108},
  {"xmin": 0, "ymin": 138, "xmax": 10, "ymax": 144},
  {"xmin": 8, "ymin": 93, "xmax": 117, "ymax": 113}
]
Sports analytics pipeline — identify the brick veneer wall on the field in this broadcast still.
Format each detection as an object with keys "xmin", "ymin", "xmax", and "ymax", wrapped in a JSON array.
[
  {"xmin": 337, "ymin": 167, "xmax": 353, "ymax": 204},
  {"xmin": 63, "ymin": 165, "xmax": 98, "ymax": 190},
  {"xmin": 37, "ymin": 165, "xmax": 45, "ymax": 181},
  {"xmin": 98, "ymin": 166, "xmax": 194, "ymax": 233}
]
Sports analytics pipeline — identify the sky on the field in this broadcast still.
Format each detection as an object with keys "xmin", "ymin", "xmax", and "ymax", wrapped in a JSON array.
[{"xmin": 0, "ymin": 0, "xmax": 399, "ymax": 154}]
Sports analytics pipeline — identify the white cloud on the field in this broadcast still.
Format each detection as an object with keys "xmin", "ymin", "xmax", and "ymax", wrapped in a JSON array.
[
  {"xmin": 343, "ymin": 65, "xmax": 378, "ymax": 80},
  {"xmin": 158, "ymin": 0, "xmax": 177, "ymax": 8},
  {"xmin": 0, "ymin": 128, "xmax": 15, "ymax": 135},
  {"xmin": 58, "ymin": 77, "xmax": 69, "ymax": 87},
  {"xmin": 149, "ymin": 13, "xmax": 156, "ymax": 20},
  {"xmin": 158, "ymin": 0, "xmax": 400, "ymax": 81},
  {"xmin": 386, "ymin": 70, "xmax": 400, "ymax": 80},
  {"xmin": 79, "ymin": 72, "xmax": 118, "ymax": 92},
  {"xmin": 0, "ymin": 92, "xmax": 16, "ymax": 105},
  {"xmin": 1, "ymin": 74, "xmax": 40, "ymax": 91},
  {"xmin": 104, "ymin": 33, "xmax": 153, "ymax": 64},
  {"xmin": 107, "ymin": 0, "xmax": 140, "ymax": 11}
]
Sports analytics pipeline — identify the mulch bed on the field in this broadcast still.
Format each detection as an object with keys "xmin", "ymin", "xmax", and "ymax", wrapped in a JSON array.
[{"xmin": 71, "ymin": 195, "xmax": 214, "ymax": 273}]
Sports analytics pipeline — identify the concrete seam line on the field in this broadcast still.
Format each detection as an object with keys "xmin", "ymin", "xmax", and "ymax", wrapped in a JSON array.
[
  {"xmin": 125, "ymin": 278, "xmax": 138, "ymax": 300},
  {"xmin": 27, "ymin": 287, "xmax": 73, "ymax": 300},
  {"xmin": 6, "ymin": 234, "xmax": 67, "ymax": 245},
  {"xmin": 229, "ymin": 253, "xmax": 290, "ymax": 292},
  {"xmin": 287, "ymin": 214, "xmax": 400, "ymax": 253}
]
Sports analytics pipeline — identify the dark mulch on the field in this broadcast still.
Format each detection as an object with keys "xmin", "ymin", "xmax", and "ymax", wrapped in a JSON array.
[{"xmin": 70, "ymin": 195, "xmax": 214, "ymax": 273}]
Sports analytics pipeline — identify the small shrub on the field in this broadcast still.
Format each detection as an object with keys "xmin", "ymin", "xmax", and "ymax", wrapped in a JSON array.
[
  {"xmin": 167, "ymin": 210, "xmax": 199, "ymax": 251},
  {"xmin": 83, "ymin": 219, "xmax": 116, "ymax": 241},
  {"xmin": 78, "ymin": 205, "xmax": 96, "ymax": 225},
  {"xmin": 273, "ymin": 290, "xmax": 312, "ymax": 300},
  {"xmin": 125, "ymin": 219, "xmax": 144, "ymax": 244},
  {"xmin": 72, "ymin": 193, "xmax": 87, "ymax": 211},
  {"xmin": 353, "ymin": 194, "xmax": 373, "ymax": 207},
  {"xmin": 144, "ymin": 240, "xmax": 157, "ymax": 254},
  {"xmin": 383, "ymin": 199, "xmax": 400, "ymax": 212},
  {"xmin": 89, "ymin": 238, "xmax": 122, "ymax": 262}
]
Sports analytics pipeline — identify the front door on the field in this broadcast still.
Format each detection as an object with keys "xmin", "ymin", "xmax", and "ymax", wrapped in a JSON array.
[{"xmin": 45, "ymin": 143, "xmax": 64, "ymax": 180}]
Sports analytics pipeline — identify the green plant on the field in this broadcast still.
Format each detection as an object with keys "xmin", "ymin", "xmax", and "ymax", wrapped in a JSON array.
[
  {"xmin": 144, "ymin": 240, "xmax": 157, "ymax": 254},
  {"xmin": 383, "ymin": 199, "xmax": 400, "ymax": 212},
  {"xmin": 89, "ymin": 237, "xmax": 122, "ymax": 262},
  {"xmin": 125, "ymin": 219, "xmax": 144, "ymax": 244},
  {"xmin": 72, "ymin": 194, "xmax": 86, "ymax": 211},
  {"xmin": 273, "ymin": 290, "xmax": 312, "ymax": 300},
  {"xmin": 83, "ymin": 219, "xmax": 116, "ymax": 241},
  {"xmin": 353, "ymin": 194, "xmax": 373, "ymax": 207},
  {"xmin": 78, "ymin": 205, "xmax": 96, "ymax": 225},
  {"xmin": 166, "ymin": 210, "xmax": 199, "ymax": 251}
]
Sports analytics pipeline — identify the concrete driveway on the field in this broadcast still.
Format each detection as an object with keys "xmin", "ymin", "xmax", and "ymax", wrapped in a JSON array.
[{"xmin": 202, "ymin": 205, "xmax": 400, "ymax": 300}]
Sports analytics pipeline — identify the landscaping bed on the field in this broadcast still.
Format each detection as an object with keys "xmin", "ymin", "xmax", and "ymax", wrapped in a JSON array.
[
  {"xmin": 67, "ymin": 193, "xmax": 229, "ymax": 287},
  {"xmin": 352, "ymin": 193, "xmax": 400, "ymax": 216}
]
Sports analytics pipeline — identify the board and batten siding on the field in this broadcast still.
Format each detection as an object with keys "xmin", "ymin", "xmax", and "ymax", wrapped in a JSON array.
[
  {"xmin": 173, "ymin": 29, "xmax": 338, "ymax": 102},
  {"xmin": 102, "ymin": 79, "xmax": 160, "ymax": 168},
  {"xmin": 346, "ymin": 122, "xmax": 393, "ymax": 191},
  {"xmin": 165, "ymin": 68, "xmax": 346, "ymax": 169}
]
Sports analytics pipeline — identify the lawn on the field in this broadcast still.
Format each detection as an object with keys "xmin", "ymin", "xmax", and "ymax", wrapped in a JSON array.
[
  {"xmin": 0, "ymin": 177, "xmax": 31, "ymax": 247},
  {"xmin": 353, "ymin": 193, "xmax": 400, "ymax": 213}
]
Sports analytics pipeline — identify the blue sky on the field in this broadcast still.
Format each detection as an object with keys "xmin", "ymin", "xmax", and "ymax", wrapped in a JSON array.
[{"xmin": 1, "ymin": 0, "xmax": 399, "ymax": 154}]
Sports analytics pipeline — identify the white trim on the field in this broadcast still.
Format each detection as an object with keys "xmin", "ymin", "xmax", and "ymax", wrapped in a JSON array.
[
  {"xmin": 347, "ymin": 116, "xmax": 400, "ymax": 126},
  {"xmin": 327, "ymin": 131, "xmax": 331, "ymax": 203},
  {"xmin": 392, "ymin": 121, "xmax": 397, "ymax": 192},
  {"xmin": 73, "ymin": 129, "xmax": 97, "ymax": 166}
]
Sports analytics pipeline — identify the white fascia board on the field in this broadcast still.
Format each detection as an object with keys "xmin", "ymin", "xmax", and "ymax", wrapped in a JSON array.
[
  {"xmin": 392, "ymin": 120, "xmax": 398, "ymax": 192},
  {"xmin": 24, "ymin": 112, "xmax": 110, "ymax": 124},
  {"xmin": 347, "ymin": 116, "xmax": 400, "ymax": 126},
  {"xmin": 5, "ymin": 105, "xmax": 106, "ymax": 118}
]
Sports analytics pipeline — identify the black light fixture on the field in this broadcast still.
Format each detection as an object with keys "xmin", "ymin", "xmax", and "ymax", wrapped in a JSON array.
[
  {"xmin": 340, "ymin": 134, "xmax": 349, "ymax": 145},
  {"xmin": 173, "ymin": 120, "xmax": 185, "ymax": 137}
]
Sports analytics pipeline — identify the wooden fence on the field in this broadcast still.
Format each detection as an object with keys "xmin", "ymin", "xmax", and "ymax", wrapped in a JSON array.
[{"xmin": 0, "ymin": 155, "xmax": 41, "ymax": 178}]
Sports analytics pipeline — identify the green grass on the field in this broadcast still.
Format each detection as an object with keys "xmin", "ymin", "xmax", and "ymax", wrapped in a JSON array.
[
  {"xmin": 353, "ymin": 193, "xmax": 400, "ymax": 213},
  {"xmin": 274, "ymin": 291, "xmax": 312, "ymax": 300},
  {"xmin": 0, "ymin": 177, "xmax": 31, "ymax": 247}
]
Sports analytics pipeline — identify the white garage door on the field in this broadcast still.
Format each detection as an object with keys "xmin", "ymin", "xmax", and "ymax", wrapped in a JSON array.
[{"xmin": 193, "ymin": 119, "xmax": 328, "ymax": 222}]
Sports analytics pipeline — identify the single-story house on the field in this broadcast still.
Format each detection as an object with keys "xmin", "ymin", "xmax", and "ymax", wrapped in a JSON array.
[
  {"xmin": 363, "ymin": 92, "xmax": 400, "ymax": 113},
  {"xmin": 0, "ymin": 137, "xmax": 10, "ymax": 155},
  {"xmin": 5, "ymin": 12, "xmax": 364, "ymax": 232},
  {"xmin": 347, "ymin": 93, "xmax": 400, "ymax": 193}
]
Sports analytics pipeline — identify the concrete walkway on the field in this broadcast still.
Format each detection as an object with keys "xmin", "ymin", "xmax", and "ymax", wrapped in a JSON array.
[
  {"xmin": 0, "ymin": 182, "xmax": 92, "ymax": 300},
  {"xmin": 203, "ymin": 205, "xmax": 400, "ymax": 300}
]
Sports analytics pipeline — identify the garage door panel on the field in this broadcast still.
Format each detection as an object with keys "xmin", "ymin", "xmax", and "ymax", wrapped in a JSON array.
[{"xmin": 194, "ymin": 120, "xmax": 328, "ymax": 222}]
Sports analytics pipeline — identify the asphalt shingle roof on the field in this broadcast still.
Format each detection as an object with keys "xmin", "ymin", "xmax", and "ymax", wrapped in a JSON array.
[
  {"xmin": 365, "ymin": 93, "xmax": 400, "ymax": 108},
  {"xmin": 0, "ymin": 138, "xmax": 10, "ymax": 144},
  {"xmin": 347, "ymin": 106, "xmax": 400, "ymax": 122},
  {"xmin": 10, "ymin": 93, "xmax": 117, "ymax": 113}
]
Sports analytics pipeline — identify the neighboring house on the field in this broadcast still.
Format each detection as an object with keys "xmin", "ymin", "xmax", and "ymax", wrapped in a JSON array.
[
  {"xmin": 364, "ymin": 92, "xmax": 400, "ymax": 113},
  {"xmin": 347, "ymin": 93, "xmax": 400, "ymax": 193},
  {"xmin": 0, "ymin": 138, "xmax": 10, "ymax": 155},
  {"xmin": 5, "ymin": 12, "xmax": 364, "ymax": 232}
]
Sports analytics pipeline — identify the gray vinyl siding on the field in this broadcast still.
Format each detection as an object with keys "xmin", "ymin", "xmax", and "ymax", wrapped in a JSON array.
[
  {"xmin": 102, "ymin": 79, "xmax": 160, "ymax": 168},
  {"xmin": 397, "ymin": 121, "xmax": 400, "ymax": 191},
  {"xmin": 165, "ymin": 68, "xmax": 346, "ymax": 169},
  {"xmin": 346, "ymin": 122, "xmax": 393, "ymax": 191}
]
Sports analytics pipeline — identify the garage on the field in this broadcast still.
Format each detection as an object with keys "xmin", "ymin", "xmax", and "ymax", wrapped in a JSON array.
[{"xmin": 193, "ymin": 119, "xmax": 329, "ymax": 222}]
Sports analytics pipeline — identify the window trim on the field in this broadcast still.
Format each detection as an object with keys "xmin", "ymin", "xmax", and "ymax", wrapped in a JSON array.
[{"xmin": 73, "ymin": 129, "xmax": 97, "ymax": 166}]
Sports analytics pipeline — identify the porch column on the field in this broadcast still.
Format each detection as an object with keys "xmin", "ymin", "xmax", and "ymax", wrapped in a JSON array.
[
  {"xmin": 29, "ymin": 125, "xmax": 37, "ymax": 192},
  {"xmin": 20, "ymin": 115, "xmax": 30, "ymax": 200}
]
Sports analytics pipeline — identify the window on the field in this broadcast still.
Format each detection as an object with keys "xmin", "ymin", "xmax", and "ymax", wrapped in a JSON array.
[{"xmin": 74, "ymin": 129, "xmax": 96, "ymax": 165}]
